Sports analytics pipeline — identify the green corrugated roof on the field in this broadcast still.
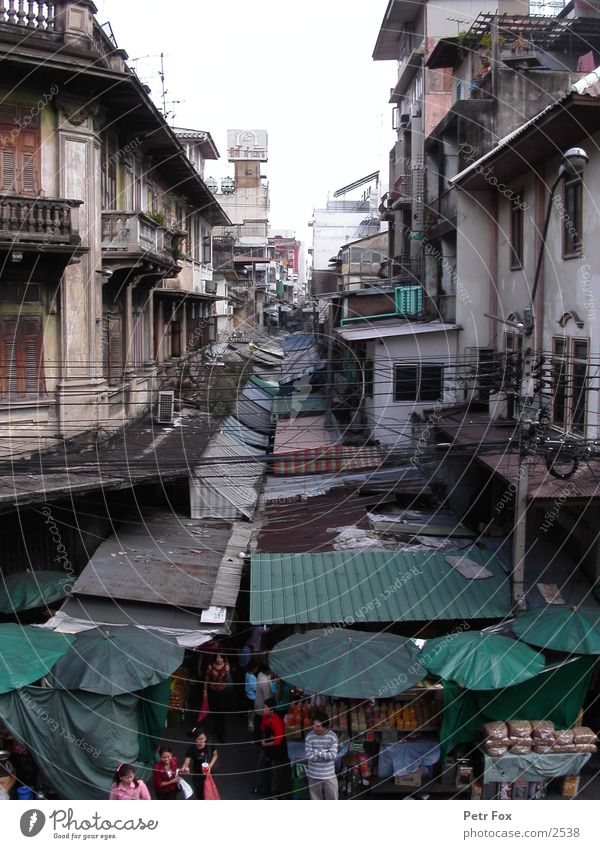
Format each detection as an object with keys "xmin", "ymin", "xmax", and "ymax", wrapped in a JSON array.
[
  {"xmin": 250, "ymin": 548, "xmax": 510, "ymax": 624},
  {"xmin": 271, "ymin": 393, "xmax": 327, "ymax": 419}
]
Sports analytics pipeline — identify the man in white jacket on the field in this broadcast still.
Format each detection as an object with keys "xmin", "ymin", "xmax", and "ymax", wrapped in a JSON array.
[{"xmin": 304, "ymin": 712, "xmax": 339, "ymax": 800}]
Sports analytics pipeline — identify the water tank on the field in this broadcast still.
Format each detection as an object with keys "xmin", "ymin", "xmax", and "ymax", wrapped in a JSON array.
[
  {"xmin": 221, "ymin": 176, "xmax": 235, "ymax": 194},
  {"xmin": 205, "ymin": 176, "xmax": 219, "ymax": 194}
]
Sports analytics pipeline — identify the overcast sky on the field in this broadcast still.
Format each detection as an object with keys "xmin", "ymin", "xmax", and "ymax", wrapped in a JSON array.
[{"xmin": 96, "ymin": 0, "xmax": 393, "ymax": 249}]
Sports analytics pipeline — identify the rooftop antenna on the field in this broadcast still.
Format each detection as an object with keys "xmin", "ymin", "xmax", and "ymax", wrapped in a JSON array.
[
  {"xmin": 447, "ymin": 16, "xmax": 469, "ymax": 33},
  {"xmin": 159, "ymin": 52, "xmax": 168, "ymax": 118}
]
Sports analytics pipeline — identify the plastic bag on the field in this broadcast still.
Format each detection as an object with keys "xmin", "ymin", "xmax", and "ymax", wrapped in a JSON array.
[
  {"xmin": 507, "ymin": 720, "xmax": 532, "ymax": 739},
  {"xmin": 482, "ymin": 721, "xmax": 508, "ymax": 741},
  {"xmin": 531, "ymin": 721, "xmax": 554, "ymax": 741},
  {"xmin": 204, "ymin": 772, "xmax": 221, "ymax": 800},
  {"xmin": 573, "ymin": 727, "xmax": 597, "ymax": 744},
  {"xmin": 178, "ymin": 778, "xmax": 194, "ymax": 800},
  {"xmin": 197, "ymin": 695, "xmax": 209, "ymax": 723}
]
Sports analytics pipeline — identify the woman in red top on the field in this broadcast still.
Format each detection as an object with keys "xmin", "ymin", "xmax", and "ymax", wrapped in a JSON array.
[
  {"xmin": 152, "ymin": 747, "xmax": 180, "ymax": 800},
  {"xmin": 204, "ymin": 654, "xmax": 230, "ymax": 743}
]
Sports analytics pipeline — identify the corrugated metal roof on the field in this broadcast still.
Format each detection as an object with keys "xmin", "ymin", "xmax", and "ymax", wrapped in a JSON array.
[
  {"xmin": 72, "ymin": 514, "xmax": 232, "ymax": 610},
  {"xmin": 250, "ymin": 548, "xmax": 510, "ymax": 624},
  {"xmin": 221, "ymin": 416, "xmax": 269, "ymax": 448},
  {"xmin": 240, "ymin": 381, "xmax": 274, "ymax": 413},
  {"xmin": 191, "ymin": 433, "xmax": 264, "ymax": 520},
  {"xmin": 273, "ymin": 415, "xmax": 335, "ymax": 454},
  {"xmin": 234, "ymin": 397, "xmax": 273, "ymax": 433},
  {"xmin": 248, "ymin": 375, "xmax": 280, "ymax": 396},
  {"xmin": 336, "ymin": 322, "xmax": 460, "ymax": 341},
  {"xmin": 282, "ymin": 334, "xmax": 315, "ymax": 352}
]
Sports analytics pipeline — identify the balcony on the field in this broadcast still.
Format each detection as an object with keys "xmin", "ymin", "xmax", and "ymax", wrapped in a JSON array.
[
  {"xmin": 0, "ymin": 195, "xmax": 82, "ymax": 252},
  {"xmin": 101, "ymin": 212, "xmax": 183, "ymax": 268}
]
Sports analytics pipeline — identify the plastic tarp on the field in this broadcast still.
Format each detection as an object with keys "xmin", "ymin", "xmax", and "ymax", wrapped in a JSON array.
[
  {"xmin": 439, "ymin": 656, "xmax": 595, "ymax": 762},
  {"xmin": 191, "ymin": 432, "xmax": 264, "ymax": 520},
  {"xmin": 248, "ymin": 375, "xmax": 280, "ymax": 396},
  {"xmin": 483, "ymin": 751, "xmax": 591, "ymax": 783},
  {"xmin": 0, "ymin": 625, "xmax": 74, "ymax": 694},
  {"xmin": 0, "ymin": 681, "xmax": 170, "ymax": 799},
  {"xmin": 0, "ymin": 571, "xmax": 71, "ymax": 613},
  {"xmin": 378, "ymin": 738, "xmax": 440, "ymax": 779}
]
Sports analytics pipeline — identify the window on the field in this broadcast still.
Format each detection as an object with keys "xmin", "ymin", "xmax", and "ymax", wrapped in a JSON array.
[
  {"xmin": 101, "ymin": 136, "xmax": 118, "ymax": 210},
  {"xmin": 394, "ymin": 363, "xmax": 443, "ymax": 402},
  {"xmin": 571, "ymin": 339, "xmax": 589, "ymax": 435},
  {"xmin": 202, "ymin": 226, "xmax": 212, "ymax": 264},
  {"xmin": 563, "ymin": 177, "xmax": 582, "ymax": 257},
  {"xmin": 551, "ymin": 336, "xmax": 589, "ymax": 435},
  {"xmin": 510, "ymin": 193, "xmax": 524, "ymax": 269},
  {"xmin": 0, "ymin": 104, "xmax": 40, "ymax": 195},
  {"xmin": 363, "ymin": 359, "xmax": 373, "ymax": 398},
  {"xmin": 0, "ymin": 315, "xmax": 45, "ymax": 398},
  {"xmin": 552, "ymin": 337, "xmax": 567, "ymax": 427}
]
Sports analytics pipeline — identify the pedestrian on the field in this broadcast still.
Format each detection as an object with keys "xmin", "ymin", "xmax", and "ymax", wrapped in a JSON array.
[
  {"xmin": 180, "ymin": 728, "xmax": 218, "ymax": 800},
  {"xmin": 256, "ymin": 698, "xmax": 291, "ymax": 799},
  {"xmin": 254, "ymin": 663, "xmax": 272, "ymax": 720},
  {"xmin": 152, "ymin": 746, "xmax": 181, "ymax": 800},
  {"xmin": 204, "ymin": 653, "xmax": 230, "ymax": 743},
  {"xmin": 109, "ymin": 763, "xmax": 151, "ymax": 800},
  {"xmin": 305, "ymin": 711, "xmax": 339, "ymax": 800},
  {"xmin": 245, "ymin": 662, "xmax": 258, "ymax": 733}
]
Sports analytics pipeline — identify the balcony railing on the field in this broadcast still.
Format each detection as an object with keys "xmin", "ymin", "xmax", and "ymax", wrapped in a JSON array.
[
  {"xmin": 0, "ymin": 1, "xmax": 55, "ymax": 29},
  {"xmin": 102, "ymin": 212, "xmax": 182, "ymax": 264},
  {"xmin": 0, "ymin": 195, "xmax": 81, "ymax": 247}
]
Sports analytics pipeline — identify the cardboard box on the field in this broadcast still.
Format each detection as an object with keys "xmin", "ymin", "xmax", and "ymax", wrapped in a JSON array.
[{"xmin": 394, "ymin": 769, "xmax": 424, "ymax": 787}]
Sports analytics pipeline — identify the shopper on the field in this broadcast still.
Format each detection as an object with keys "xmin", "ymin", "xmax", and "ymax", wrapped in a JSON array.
[
  {"xmin": 109, "ymin": 763, "xmax": 151, "ymax": 800},
  {"xmin": 257, "ymin": 698, "xmax": 291, "ymax": 799},
  {"xmin": 204, "ymin": 653, "xmax": 230, "ymax": 743},
  {"xmin": 245, "ymin": 662, "xmax": 258, "ymax": 733},
  {"xmin": 152, "ymin": 747, "xmax": 180, "ymax": 800},
  {"xmin": 180, "ymin": 728, "xmax": 218, "ymax": 800},
  {"xmin": 254, "ymin": 663, "xmax": 272, "ymax": 720},
  {"xmin": 305, "ymin": 712, "xmax": 339, "ymax": 800}
]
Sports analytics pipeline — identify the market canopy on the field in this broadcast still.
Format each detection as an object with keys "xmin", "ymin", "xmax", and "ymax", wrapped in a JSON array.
[
  {"xmin": 269, "ymin": 629, "xmax": 425, "ymax": 698},
  {"xmin": 512, "ymin": 606, "xmax": 600, "ymax": 654},
  {"xmin": 49, "ymin": 626, "xmax": 184, "ymax": 695},
  {"xmin": 0, "ymin": 624, "xmax": 74, "ymax": 693},
  {"xmin": 422, "ymin": 632, "xmax": 545, "ymax": 690},
  {"xmin": 251, "ymin": 549, "xmax": 510, "ymax": 624},
  {"xmin": 0, "ymin": 571, "xmax": 71, "ymax": 614}
]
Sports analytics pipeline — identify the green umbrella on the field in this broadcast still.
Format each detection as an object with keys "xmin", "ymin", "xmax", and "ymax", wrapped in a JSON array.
[
  {"xmin": 0, "ymin": 571, "xmax": 72, "ymax": 614},
  {"xmin": 422, "ymin": 631, "xmax": 545, "ymax": 690},
  {"xmin": 269, "ymin": 629, "xmax": 425, "ymax": 698},
  {"xmin": 49, "ymin": 626, "xmax": 184, "ymax": 695},
  {"xmin": 512, "ymin": 606, "xmax": 600, "ymax": 655},
  {"xmin": 0, "ymin": 624, "xmax": 74, "ymax": 693}
]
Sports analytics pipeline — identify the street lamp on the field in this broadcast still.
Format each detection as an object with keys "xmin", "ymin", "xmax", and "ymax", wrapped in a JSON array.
[{"xmin": 512, "ymin": 147, "xmax": 588, "ymax": 610}]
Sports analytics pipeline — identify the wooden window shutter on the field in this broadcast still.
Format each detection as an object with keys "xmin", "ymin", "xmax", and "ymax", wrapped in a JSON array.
[
  {"xmin": 19, "ymin": 129, "xmax": 39, "ymax": 195},
  {"xmin": 0, "ymin": 145, "xmax": 17, "ymax": 192},
  {"xmin": 108, "ymin": 315, "xmax": 123, "ymax": 385},
  {"xmin": 21, "ymin": 316, "xmax": 45, "ymax": 394},
  {"xmin": 2, "ymin": 318, "xmax": 19, "ymax": 396}
]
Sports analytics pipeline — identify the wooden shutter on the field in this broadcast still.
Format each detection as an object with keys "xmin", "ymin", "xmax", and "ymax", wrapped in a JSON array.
[
  {"xmin": 21, "ymin": 316, "xmax": 44, "ymax": 395},
  {"xmin": 20, "ymin": 129, "xmax": 38, "ymax": 195},
  {"xmin": 108, "ymin": 315, "xmax": 123, "ymax": 386},
  {"xmin": 0, "ymin": 145, "xmax": 17, "ymax": 192}
]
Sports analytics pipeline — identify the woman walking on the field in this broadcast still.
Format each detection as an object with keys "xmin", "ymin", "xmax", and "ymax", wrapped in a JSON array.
[
  {"xmin": 180, "ymin": 728, "xmax": 218, "ymax": 800},
  {"xmin": 152, "ymin": 747, "xmax": 180, "ymax": 800},
  {"xmin": 204, "ymin": 653, "xmax": 230, "ymax": 743},
  {"xmin": 109, "ymin": 763, "xmax": 151, "ymax": 800}
]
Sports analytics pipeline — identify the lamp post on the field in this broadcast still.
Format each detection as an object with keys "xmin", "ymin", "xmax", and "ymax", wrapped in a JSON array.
[{"xmin": 511, "ymin": 148, "xmax": 588, "ymax": 611}]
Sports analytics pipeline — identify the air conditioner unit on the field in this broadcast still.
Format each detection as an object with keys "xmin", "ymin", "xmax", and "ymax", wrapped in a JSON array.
[
  {"xmin": 205, "ymin": 280, "xmax": 217, "ymax": 295},
  {"xmin": 156, "ymin": 390, "xmax": 175, "ymax": 425},
  {"xmin": 400, "ymin": 113, "xmax": 410, "ymax": 127},
  {"xmin": 409, "ymin": 102, "xmax": 421, "ymax": 119},
  {"xmin": 227, "ymin": 305, "xmax": 234, "ymax": 315}
]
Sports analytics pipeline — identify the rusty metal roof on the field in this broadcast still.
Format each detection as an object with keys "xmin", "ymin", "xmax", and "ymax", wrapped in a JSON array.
[{"xmin": 72, "ymin": 512, "xmax": 232, "ymax": 610}]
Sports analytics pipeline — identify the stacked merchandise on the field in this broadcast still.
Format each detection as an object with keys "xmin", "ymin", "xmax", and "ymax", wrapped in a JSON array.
[{"xmin": 483, "ymin": 721, "xmax": 598, "ymax": 756}]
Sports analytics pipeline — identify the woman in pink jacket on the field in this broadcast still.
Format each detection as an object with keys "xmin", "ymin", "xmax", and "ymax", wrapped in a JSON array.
[{"xmin": 109, "ymin": 763, "xmax": 151, "ymax": 800}]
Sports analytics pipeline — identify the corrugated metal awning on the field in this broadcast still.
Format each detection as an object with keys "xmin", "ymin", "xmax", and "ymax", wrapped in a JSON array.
[
  {"xmin": 250, "ymin": 548, "xmax": 510, "ymax": 624},
  {"xmin": 221, "ymin": 416, "xmax": 269, "ymax": 448},
  {"xmin": 191, "ymin": 433, "xmax": 265, "ymax": 520}
]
